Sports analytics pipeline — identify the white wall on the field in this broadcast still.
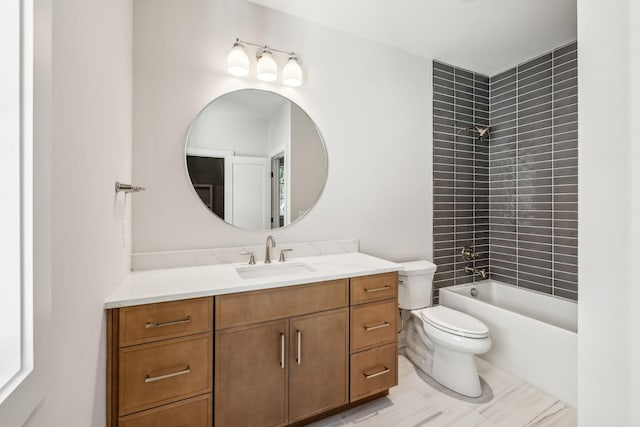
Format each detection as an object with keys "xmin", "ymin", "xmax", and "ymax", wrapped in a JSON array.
[
  {"xmin": 188, "ymin": 110, "xmax": 269, "ymax": 156},
  {"xmin": 19, "ymin": 0, "xmax": 133, "ymax": 425},
  {"xmin": 577, "ymin": 0, "xmax": 637, "ymax": 425},
  {"xmin": 267, "ymin": 102, "xmax": 289, "ymax": 158},
  {"xmin": 132, "ymin": 0, "xmax": 433, "ymax": 262},
  {"xmin": 631, "ymin": 1, "xmax": 640, "ymax": 424}
]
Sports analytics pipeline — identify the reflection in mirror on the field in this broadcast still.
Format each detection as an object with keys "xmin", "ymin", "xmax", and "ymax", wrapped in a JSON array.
[{"xmin": 185, "ymin": 89, "xmax": 327, "ymax": 231}]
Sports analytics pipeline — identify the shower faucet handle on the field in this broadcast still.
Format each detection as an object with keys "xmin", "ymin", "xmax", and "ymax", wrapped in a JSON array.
[{"xmin": 461, "ymin": 246, "xmax": 478, "ymax": 261}]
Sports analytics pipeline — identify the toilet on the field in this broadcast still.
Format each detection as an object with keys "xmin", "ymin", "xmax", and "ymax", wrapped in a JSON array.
[{"xmin": 399, "ymin": 261, "xmax": 491, "ymax": 397}]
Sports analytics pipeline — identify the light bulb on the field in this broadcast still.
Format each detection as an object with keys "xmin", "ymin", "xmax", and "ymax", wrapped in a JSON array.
[
  {"xmin": 256, "ymin": 49, "xmax": 278, "ymax": 82},
  {"xmin": 227, "ymin": 42, "xmax": 250, "ymax": 77},
  {"xmin": 282, "ymin": 55, "xmax": 303, "ymax": 87}
]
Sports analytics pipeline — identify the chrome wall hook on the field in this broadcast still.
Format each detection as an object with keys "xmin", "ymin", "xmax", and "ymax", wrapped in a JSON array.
[{"xmin": 115, "ymin": 181, "xmax": 146, "ymax": 193}]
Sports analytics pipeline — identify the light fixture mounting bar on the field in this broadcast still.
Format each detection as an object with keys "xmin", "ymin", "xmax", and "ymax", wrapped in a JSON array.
[{"xmin": 235, "ymin": 38, "xmax": 295, "ymax": 56}]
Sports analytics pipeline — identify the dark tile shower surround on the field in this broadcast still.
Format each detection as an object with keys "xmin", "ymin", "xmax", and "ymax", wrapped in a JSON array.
[
  {"xmin": 433, "ymin": 41, "xmax": 578, "ymax": 302},
  {"xmin": 432, "ymin": 62, "xmax": 490, "ymax": 304}
]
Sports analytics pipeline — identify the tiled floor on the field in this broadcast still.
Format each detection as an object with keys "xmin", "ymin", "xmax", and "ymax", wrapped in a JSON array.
[{"xmin": 309, "ymin": 356, "xmax": 576, "ymax": 427}]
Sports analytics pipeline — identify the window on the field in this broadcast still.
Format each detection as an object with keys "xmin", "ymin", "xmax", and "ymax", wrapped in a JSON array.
[{"xmin": 0, "ymin": 0, "xmax": 34, "ymax": 404}]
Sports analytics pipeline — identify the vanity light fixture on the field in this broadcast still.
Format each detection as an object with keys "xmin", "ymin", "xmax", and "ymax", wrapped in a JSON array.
[
  {"xmin": 227, "ymin": 38, "xmax": 303, "ymax": 87},
  {"xmin": 256, "ymin": 48, "xmax": 278, "ymax": 82},
  {"xmin": 227, "ymin": 41, "xmax": 250, "ymax": 76},
  {"xmin": 282, "ymin": 55, "xmax": 303, "ymax": 87}
]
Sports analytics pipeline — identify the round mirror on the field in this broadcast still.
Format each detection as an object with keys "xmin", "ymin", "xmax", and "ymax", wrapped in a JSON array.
[{"xmin": 185, "ymin": 89, "xmax": 328, "ymax": 231}]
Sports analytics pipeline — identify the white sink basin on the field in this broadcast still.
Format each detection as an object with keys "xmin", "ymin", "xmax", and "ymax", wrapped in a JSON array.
[{"xmin": 235, "ymin": 262, "xmax": 316, "ymax": 279}]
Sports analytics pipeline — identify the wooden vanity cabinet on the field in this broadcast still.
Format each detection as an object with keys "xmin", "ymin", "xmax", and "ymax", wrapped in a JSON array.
[
  {"xmin": 349, "ymin": 272, "xmax": 399, "ymax": 401},
  {"xmin": 107, "ymin": 297, "xmax": 213, "ymax": 427},
  {"xmin": 108, "ymin": 272, "xmax": 399, "ymax": 427},
  {"xmin": 214, "ymin": 280, "xmax": 349, "ymax": 426}
]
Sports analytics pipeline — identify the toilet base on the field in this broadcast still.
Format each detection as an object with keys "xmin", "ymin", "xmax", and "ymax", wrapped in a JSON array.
[
  {"xmin": 431, "ymin": 345, "xmax": 482, "ymax": 397},
  {"xmin": 405, "ymin": 316, "xmax": 484, "ymax": 398},
  {"xmin": 405, "ymin": 316, "xmax": 435, "ymax": 376}
]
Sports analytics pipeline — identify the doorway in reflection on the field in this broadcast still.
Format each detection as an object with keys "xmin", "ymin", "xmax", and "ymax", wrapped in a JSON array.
[
  {"xmin": 188, "ymin": 153, "xmax": 287, "ymax": 230},
  {"xmin": 274, "ymin": 155, "xmax": 285, "ymax": 228},
  {"xmin": 186, "ymin": 156, "xmax": 225, "ymax": 219}
]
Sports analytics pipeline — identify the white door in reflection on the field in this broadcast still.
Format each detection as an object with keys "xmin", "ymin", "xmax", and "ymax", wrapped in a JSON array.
[{"xmin": 224, "ymin": 156, "xmax": 271, "ymax": 230}]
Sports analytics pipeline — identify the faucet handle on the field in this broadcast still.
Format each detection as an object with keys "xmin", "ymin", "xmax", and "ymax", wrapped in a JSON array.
[
  {"xmin": 240, "ymin": 251, "xmax": 256, "ymax": 265},
  {"xmin": 461, "ymin": 246, "xmax": 477, "ymax": 261},
  {"xmin": 279, "ymin": 248, "xmax": 292, "ymax": 262}
]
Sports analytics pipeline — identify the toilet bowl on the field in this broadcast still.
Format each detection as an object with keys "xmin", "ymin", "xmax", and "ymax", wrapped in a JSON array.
[{"xmin": 399, "ymin": 261, "xmax": 491, "ymax": 397}]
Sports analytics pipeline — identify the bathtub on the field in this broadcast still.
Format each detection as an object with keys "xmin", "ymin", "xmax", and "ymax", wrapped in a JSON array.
[{"xmin": 439, "ymin": 280, "xmax": 577, "ymax": 406}]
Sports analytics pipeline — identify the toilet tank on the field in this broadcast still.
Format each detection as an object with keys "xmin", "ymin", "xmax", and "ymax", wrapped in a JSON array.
[{"xmin": 398, "ymin": 260, "xmax": 437, "ymax": 310}]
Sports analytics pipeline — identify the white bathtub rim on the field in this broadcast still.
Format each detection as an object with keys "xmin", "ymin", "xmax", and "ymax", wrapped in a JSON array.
[
  {"xmin": 440, "ymin": 280, "xmax": 578, "ymax": 334},
  {"xmin": 445, "ymin": 279, "xmax": 577, "ymax": 304}
]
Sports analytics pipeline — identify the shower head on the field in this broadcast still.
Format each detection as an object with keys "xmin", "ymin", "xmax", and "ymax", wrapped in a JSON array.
[
  {"xmin": 457, "ymin": 125, "xmax": 491, "ymax": 139},
  {"xmin": 476, "ymin": 126, "xmax": 491, "ymax": 138}
]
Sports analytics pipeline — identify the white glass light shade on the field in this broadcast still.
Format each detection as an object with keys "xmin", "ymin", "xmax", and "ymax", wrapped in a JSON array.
[
  {"xmin": 256, "ymin": 50, "xmax": 278, "ymax": 82},
  {"xmin": 227, "ymin": 43, "xmax": 250, "ymax": 77},
  {"xmin": 282, "ymin": 56, "xmax": 303, "ymax": 87}
]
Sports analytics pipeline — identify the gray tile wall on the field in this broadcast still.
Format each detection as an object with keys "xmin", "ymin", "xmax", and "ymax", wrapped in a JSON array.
[
  {"xmin": 432, "ymin": 61, "xmax": 490, "ymax": 304},
  {"xmin": 488, "ymin": 42, "xmax": 578, "ymax": 300},
  {"xmin": 432, "ymin": 41, "xmax": 578, "ymax": 302}
]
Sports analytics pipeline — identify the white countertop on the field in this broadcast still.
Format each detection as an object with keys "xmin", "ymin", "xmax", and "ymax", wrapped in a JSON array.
[{"xmin": 104, "ymin": 252, "xmax": 402, "ymax": 308}]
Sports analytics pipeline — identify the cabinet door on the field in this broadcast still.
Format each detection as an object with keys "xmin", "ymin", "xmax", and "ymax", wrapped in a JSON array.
[
  {"xmin": 289, "ymin": 308, "xmax": 349, "ymax": 423},
  {"xmin": 215, "ymin": 319, "xmax": 289, "ymax": 427}
]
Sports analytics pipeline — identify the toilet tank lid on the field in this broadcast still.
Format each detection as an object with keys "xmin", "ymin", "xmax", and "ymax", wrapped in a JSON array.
[{"xmin": 399, "ymin": 260, "xmax": 437, "ymax": 276}]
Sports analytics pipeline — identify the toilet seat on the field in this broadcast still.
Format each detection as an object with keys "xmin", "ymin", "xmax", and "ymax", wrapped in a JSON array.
[{"xmin": 419, "ymin": 306, "xmax": 489, "ymax": 339}]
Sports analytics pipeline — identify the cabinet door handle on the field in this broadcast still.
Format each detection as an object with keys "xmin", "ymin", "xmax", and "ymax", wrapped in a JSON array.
[
  {"xmin": 280, "ymin": 333, "xmax": 285, "ymax": 369},
  {"xmin": 364, "ymin": 321, "xmax": 390, "ymax": 331},
  {"xmin": 144, "ymin": 366, "xmax": 190, "ymax": 383},
  {"xmin": 145, "ymin": 316, "xmax": 192, "ymax": 329},
  {"xmin": 364, "ymin": 285, "xmax": 390, "ymax": 293},
  {"xmin": 363, "ymin": 366, "xmax": 390, "ymax": 379},
  {"xmin": 296, "ymin": 330, "xmax": 302, "ymax": 365}
]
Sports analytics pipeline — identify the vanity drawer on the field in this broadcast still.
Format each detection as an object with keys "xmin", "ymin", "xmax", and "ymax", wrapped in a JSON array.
[
  {"xmin": 119, "ymin": 393, "xmax": 212, "ymax": 427},
  {"xmin": 215, "ymin": 279, "xmax": 348, "ymax": 329},
  {"xmin": 119, "ymin": 333, "xmax": 212, "ymax": 416},
  {"xmin": 350, "ymin": 299, "xmax": 397, "ymax": 352},
  {"xmin": 350, "ymin": 273, "xmax": 397, "ymax": 305},
  {"xmin": 119, "ymin": 297, "xmax": 213, "ymax": 347},
  {"xmin": 350, "ymin": 343, "xmax": 398, "ymax": 402}
]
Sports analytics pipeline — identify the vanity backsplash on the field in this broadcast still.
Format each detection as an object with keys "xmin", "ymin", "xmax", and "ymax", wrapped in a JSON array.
[{"xmin": 131, "ymin": 238, "xmax": 360, "ymax": 270}]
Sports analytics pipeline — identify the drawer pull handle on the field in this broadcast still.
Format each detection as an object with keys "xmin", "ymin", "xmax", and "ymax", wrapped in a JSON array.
[
  {"xmin": 364, "ymin": 285, "xmax": 391, "ymax": 293},
  {"xmin": 363, "ymin": 367, "xmax": 390, "ymax": 379},
  {"xmin": 364, "ymin": 321, "xmax": 390, "ymax": 331},
  {"xmin": 144, "ymin": 366, "xmax": 190, "ymax": 383},
  {"xmin": 280, "ymin": 333, "xmax": 285, "ymax": 369},
  {"xmin": 145, "ymin": 316, "xmax": 192, "ymax": 329},
  {"xmin": 296, "ymin": 330, "xmax": 302, "ymax": 365}
]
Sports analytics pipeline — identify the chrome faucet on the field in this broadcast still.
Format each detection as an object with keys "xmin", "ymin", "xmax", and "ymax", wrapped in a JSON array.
[
  {"xmin": 264, "ymin": 235, "xmax": 276, "ymax": 264},
  {"xmin": 464, "ymin": 265, "xmax": 487, "ymax": 279}
]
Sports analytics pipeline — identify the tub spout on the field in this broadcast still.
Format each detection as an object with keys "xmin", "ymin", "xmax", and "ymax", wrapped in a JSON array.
[{"xmin": 464, "ymin": 265, "xmax": 487, "ymax": 279}]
